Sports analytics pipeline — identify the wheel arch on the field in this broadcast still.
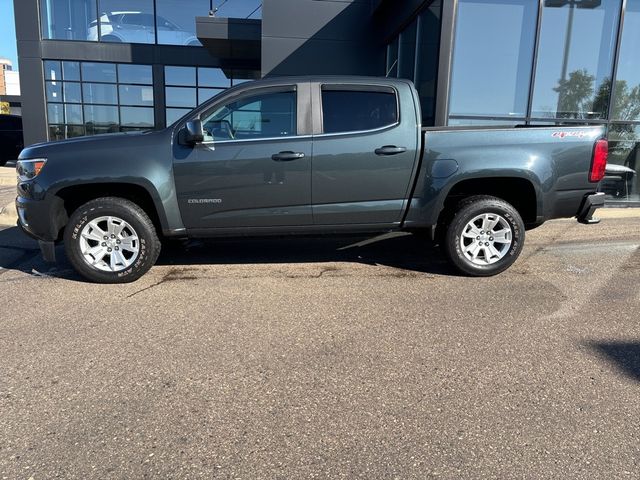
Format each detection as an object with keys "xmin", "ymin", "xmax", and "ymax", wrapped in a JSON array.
[
  {"xmin": 437, "ymin": 177, "xmax": 540, "ymax": 228},
  {"xmin": 54, "ymin": 182, "xmax": 167, "ymax": 240}
]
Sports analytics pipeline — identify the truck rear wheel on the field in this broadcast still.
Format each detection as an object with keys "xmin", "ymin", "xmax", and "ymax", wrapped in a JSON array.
[
  {"xmin": 442, "ymin": 195, "xmax": 524, "ymax": 276},
  {"xmin": 63, "ymin": 197, "xmax": 161, "ymax": 283}
]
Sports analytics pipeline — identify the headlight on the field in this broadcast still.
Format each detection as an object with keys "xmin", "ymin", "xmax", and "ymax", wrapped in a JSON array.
[{"xmin": 16, "ymin": 158, "xmax": 47, "ymax": 181}]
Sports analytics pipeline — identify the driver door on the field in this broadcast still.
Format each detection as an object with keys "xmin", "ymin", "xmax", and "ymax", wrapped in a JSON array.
[{"xmin": 173, "ymin": 84, "xmax": 313, "ymax": 230}]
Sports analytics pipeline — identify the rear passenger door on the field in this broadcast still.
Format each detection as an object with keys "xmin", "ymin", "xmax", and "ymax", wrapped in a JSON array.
[{"xmin": 311, "ymin": 83, "xmax": 419, "ymax": 226}]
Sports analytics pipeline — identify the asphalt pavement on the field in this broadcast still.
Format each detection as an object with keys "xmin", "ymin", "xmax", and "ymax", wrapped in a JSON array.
[{"xmin": 1, "ymin": 215, "xmax": 639, "ymax": 479}]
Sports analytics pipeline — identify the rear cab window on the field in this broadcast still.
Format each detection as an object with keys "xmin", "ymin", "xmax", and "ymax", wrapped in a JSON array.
[{"xmin": 321, "ymin": 85, "xmax": 398, "ymax": 134}]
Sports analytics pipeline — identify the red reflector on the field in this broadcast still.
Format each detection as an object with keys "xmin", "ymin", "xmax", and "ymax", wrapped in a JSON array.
[{"xmin": 590, "ymin": 138, "xmax": 608, "ymax": 183}]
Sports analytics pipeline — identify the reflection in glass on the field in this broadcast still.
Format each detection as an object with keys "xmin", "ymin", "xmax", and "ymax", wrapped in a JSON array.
[
  {"xmin": 232, "ymin": 77, "xmax": 255, "ymax": 86},
  {"xmin": 44, "ymin": 61, "xmax": 61, "ymax": 81},
  {"xmin": 40, "ymin": 0, "xmax": 97, "ymax": 40},
  {"xmin": 213, "ymin": 0, "xmax": 262, "ymax": 19},
  {"xmin": 322, "ymin": 90, "xmax": 397, "ymax": 134},
  {"xmin": 45, "ymin": 60, "xmax": 156, "ymax": 141},
  {"xmin": 531, "ymin": 0, "xmax": 621, "ymax": 119},
  {"xmin": 64, "ymin": 104, "xmax": 84, "ymax": 125},
  {"xmin": 166, "ymin": 108, "xmax": 191, "ymax": 125},
  {"xmin": 601, "ymin": 124, "xmax": 640, "ymax": 201},
  {"xmin": 62, "ymin": 62, "xmax": 81, "ymax": 81},
  {"xmin": 46, "ymin": 82, "xmax": 63, "ymax": 103},
  {"xmin": 166, "ymin": 87, "xmax": 197, "ymax": 108},
  {"xmin": 156, "ymin": 0, "xmax": 207, "ymax": 45},
  {"xmin": 120, "ymin": 107, "xmax": 155, "ymax": 127},
  {"xmin": 84, "ymin": 105, "xmax": 119, "ymax": 127},
  {"xmin": 83, "ymin": 83, "xmax": 118, "ymax": 105},
  {"xmin": 81, "ymin": 63, "xmax": 117, "ymax": 83},
  {"xmin": 449, "ymin": 0, "xmax": 537, "ymax": 118},
  {"xmin": 96, "ymin": 1, "xmax": 156, "ymax": 44},
  {"xmin": 49, "ymin": 125, "xmax": 86, "ymax": 140},
  {"xmin": 63, "ymin": 83, "xmax": 83, "ymax": 103},
  {"xmin": 448, "ymin": 118, "xmax": 520, "ymax": 126},
  {"xmin": 47, "ymin": 103, "xmax": 64, "ymax": 124},
  {"xmin": 165, "ymin": 67, "xmax": 197, "ymax": 86},
  {"xmin": 198, "ymin": 88, "xmax": 224, "ymax": 105},
  {"xmin": 386, "ymin": 38, "xmax": 399, "ymax": 77},
  {"xmin": 398, "ymin": 19, "xmax": 417, "ymax": 82},
  {"xmin": 198, "ymin": 68, "xmax": 231, "ymax": 88},
  {"xmin": 415, "ymin": 1, "xmax": 442, "ymax": 125},
  {"xmin": 118, "ymin": 64, "xmax": 153, "ymax": 85},
  {"xmin": 119, "ymin": 85, "xmax": 154, "ymax": 106},
  {"xmin": 611, "ymin": 1, "xmax": 640, "ymax": 121}
]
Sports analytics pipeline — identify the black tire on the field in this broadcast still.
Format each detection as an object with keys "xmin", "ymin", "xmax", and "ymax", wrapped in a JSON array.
[
  {"xmin": 63, "ymin": 197, "xmax": 161, "ymax": 283},
  {"xmin": 442, "ymin": 195, "xmax": 525, "ymax": 276}
]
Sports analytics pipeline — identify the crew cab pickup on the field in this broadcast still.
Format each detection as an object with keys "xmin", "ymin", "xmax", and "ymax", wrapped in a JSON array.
[{"xmin": 15, "ymin": 76, "xmax": 607, "ymax": 283}]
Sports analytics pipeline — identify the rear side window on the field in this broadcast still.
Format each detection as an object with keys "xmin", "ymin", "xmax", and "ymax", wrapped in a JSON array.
[{"xmin": 321, "ymin": 88, "xmax": 398, "ymax": 134}]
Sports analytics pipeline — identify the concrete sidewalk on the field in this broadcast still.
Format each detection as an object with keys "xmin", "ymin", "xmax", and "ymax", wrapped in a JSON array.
[
  {"xmin": 0, "ymin": 165, "xmax": 16, "ymax": 186},
  {"xmin": 0, "ymin": 166, "xmax": 17, "ymax": 225},
  {"xmin": 0, "ymin": 165, "xmax": 638, "ymax": 225}
]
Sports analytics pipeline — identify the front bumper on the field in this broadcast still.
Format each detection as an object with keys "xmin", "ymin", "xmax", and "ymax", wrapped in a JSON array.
[
  {"xmin": 577, "ymin": 192, "xmax": 605, "ymax": 224},
  {"xmin": 16, "ymin": 193, "xmax": 68, "ymax": 263}
]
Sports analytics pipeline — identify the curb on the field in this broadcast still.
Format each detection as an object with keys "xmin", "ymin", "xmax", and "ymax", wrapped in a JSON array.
[{"xmin": 595, "ymin": 207, "xmax": 640, "ymax": 219}]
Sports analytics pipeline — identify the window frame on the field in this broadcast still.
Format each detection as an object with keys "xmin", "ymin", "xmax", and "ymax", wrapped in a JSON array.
[{"xmin": 316, "ymin": 83, "xmax": 401, "ymax": 137}]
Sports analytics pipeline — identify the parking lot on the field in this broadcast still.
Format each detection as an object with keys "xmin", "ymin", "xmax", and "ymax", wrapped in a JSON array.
[{"xmin": 1, "ymin": 214, "xmax": 639, "ymax": 479}]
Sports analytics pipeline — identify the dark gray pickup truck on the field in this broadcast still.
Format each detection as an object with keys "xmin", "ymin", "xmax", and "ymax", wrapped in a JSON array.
[{"xmin": 15, "ymin": 76, "xmax": 607, "ymax": 283}]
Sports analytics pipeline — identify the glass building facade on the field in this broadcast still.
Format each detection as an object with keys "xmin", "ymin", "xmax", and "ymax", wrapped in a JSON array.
[
  {"xmin": 14, "ymin": 0, "xmax": 640, "ymax": 205},
  {"xmin": 36, "ymin": 1, "xmax": 261, "ymax": 138},
  {"xmin": 40, "ymin": 0, "xmax": 262, "ymax": 45},
  {"xmin": 44, "ymin": 60, "xmax": 155, "ymax": 139},
  {"xmin": 388, "ymin": 0, "xmax": 640, "ymax": 203}
]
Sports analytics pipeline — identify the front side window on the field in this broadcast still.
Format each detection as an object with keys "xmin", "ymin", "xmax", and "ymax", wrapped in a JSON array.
[
  {"xmin": 201, "ymin": 90, "xmax": 297, "ymax": 142},
  {"xmin": 321, "ymin": 89, "xmax": 398, "ymax": 134}
]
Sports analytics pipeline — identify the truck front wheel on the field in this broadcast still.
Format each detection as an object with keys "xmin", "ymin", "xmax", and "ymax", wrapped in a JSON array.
[
  {"xmin": 442, "ymin": 196, "xmax": 525, "ymax": 276},
  {"xmin": 63, "ymin": 197, "xmax": 161, "ymax": 283}
]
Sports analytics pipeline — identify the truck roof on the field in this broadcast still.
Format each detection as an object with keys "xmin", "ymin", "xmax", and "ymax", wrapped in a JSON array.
[{"xmin": 240, "ymin": 76, "xmax": 414, "ymax": 88}]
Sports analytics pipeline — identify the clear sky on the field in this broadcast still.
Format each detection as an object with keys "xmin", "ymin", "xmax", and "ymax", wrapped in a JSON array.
[{"xmin": 0, "ymin": 0, "xmax": 18, "ymax": 69}]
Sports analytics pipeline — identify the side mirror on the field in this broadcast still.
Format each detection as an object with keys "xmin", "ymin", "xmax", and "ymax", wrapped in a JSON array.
[{"xmin": 184, "ymin": 119, "xmax": 204, "ymax": 145}]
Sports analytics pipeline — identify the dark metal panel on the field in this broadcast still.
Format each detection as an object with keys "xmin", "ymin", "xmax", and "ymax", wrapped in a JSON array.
[
  {"xmin": 14, "ymin": 0, "xmax": 48, "ymax": 145},
  {"xmin": 13, "ymin": 0, "xmax": 41, "ymax": 42},
  {"xmin": 38, "ymin": 41, "xmax": 258, "ymax": 69},
  {"xmin": 196, "ymin": 17, "xmax": 261, "ymax": 62},
  {"xmin": 153, "ymin": 64, "xmax": 166, "ymax": 129},
  {"xmin": 261, "ymin": 0, "xmax": 381, "ymax": 78},
  {"xmin": 434, "ymin": 0, "xmax": 456, "ymax": 126},
  {"xmin": 525, "ymin": 0, "xmax": 544, "ymax": 122},
  {"xmin": 262, "ymin": 37, "xmax": 383, "ymax": 77},
  {"xmin": 262, "ymin": 0, "xmax": 371, "ymax": 41},
  {"xmin": 372, "ymin": 0, "xmax": 433, "ymax": 42},
  {"xmin": 607, "ymin": 0, "xmax": 627, "ymax": 122},
  {"xmin": 15, "ymin": 58, "xmax": 48, "ymax": 145}
]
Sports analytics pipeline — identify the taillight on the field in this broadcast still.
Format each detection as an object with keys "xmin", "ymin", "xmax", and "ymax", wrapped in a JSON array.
[{"xmin": 589, "ymin": 138, "xmax": 608, "ymax": 183}]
